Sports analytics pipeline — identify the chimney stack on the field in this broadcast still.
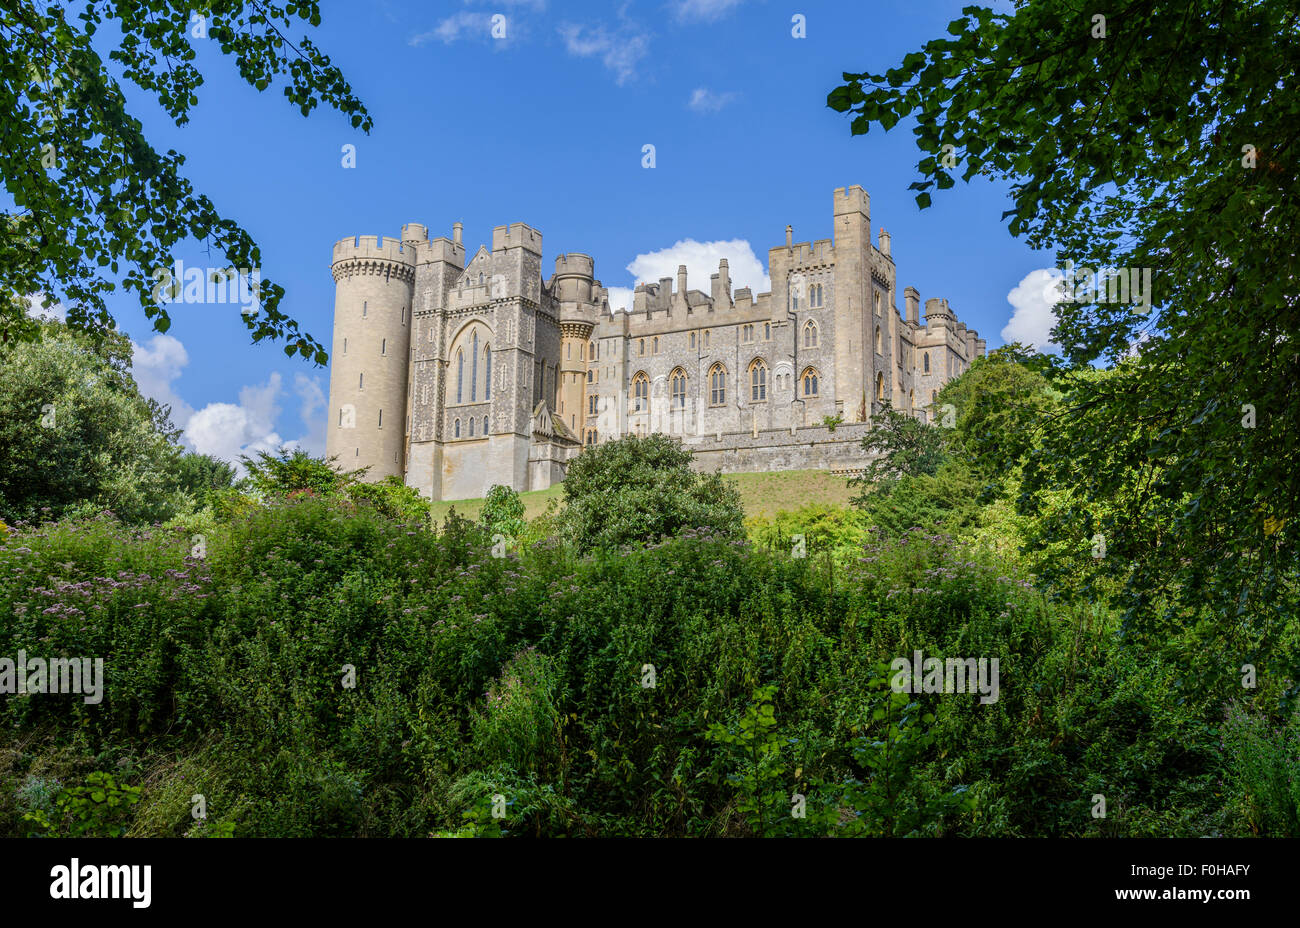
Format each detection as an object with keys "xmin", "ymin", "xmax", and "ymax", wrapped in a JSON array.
[
  {"xmin": 786, "ymin": 225, "xmax": 793, "ymax": 249},
  {"xmin": 452, "ymin": 222, "xmax": 463, "ymax": 246},
  {"xmin": 879, "ymin": 227, "xmax": 891, "ymax": 258},
  {"xmin": 904, "ymin": 286, "xmax": 920, "ymax": 325},
  {"xmin": 711, "ymin": 258, "xmax": 732, "ymax": 308}
]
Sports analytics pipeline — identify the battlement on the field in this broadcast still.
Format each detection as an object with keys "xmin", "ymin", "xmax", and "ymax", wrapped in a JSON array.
[
  {"xmin": 919, "ymin": 295, "xmax": 984, "ymax": 356},
  {"xmin": 833, "ymin": 184, "xmax": 870, "ymax": 217},
  {"xmin": 925, "ymin": 297, "xmax": 953, "ymax": 322},
  {"xmin": 422, "ymin": 237, "xmax": 465, "ymax": 266},
  {"xmin": 332, "ymin": 234, "xmax": 417, "ymax": 266},
  {"xmin": 774, "ymin": 238, "xmax": 835, "ymax": 267},
  {"xmin": 554, "ymin": 253, "xmax": 595, "ymax": 278},
  {"xmin": 492, "ymin": 222, "xmax": 543, "ymax": 254},
  {"xmin": 401, "ymin": 223, "xmax": 428, "ymax": 243}
]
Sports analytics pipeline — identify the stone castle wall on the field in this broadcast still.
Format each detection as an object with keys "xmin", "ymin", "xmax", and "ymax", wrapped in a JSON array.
[{"xmin": 327, "ymin": 186, "xmax": 986, "ymax": 501}]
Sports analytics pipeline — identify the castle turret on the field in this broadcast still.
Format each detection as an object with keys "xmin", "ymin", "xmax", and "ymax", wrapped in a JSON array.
[
  {"xmin": 925, "ymin": 297, "xmax": 954, "ymax": 331},
  {"xmin": 831, "ymin": 185, "xmax": 871, "ymax": 420},
  {"xmin": 327, "ymin": 234, "xmax": 416, "ymax": 481},
  {"xmin": 554, "ymin": 253, "xmax": 599, "ymax": 436}
]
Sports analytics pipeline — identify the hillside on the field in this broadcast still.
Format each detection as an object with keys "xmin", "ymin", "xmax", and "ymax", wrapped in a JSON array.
[{"xmin": 426, "ymin": 467, "xmax": 858, "ymax": 524}]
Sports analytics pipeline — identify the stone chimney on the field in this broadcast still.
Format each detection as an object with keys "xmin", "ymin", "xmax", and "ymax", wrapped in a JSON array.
[
  {"xmin": 904, "ymin": 286, "xmax": 920, "ymax": 325},
  {"xmin": 452, "ymin": 222, "xmax": 462, "ymax": 246},
  {"xmin": 710, "ymin": 258, "xmax": 732, "ymax": 308},
  {"xmin": 785, "ymin": 224, "xmax": 793, "ymax": 249},
  {"xmin": 879, "ymin": 227, "xmax": 891, "ymax": 258}
]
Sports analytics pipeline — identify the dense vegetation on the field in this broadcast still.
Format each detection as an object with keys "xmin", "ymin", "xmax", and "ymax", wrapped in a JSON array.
[
  {"xmin": 0, "ymin": 325, "xmax": 1294, "ymax": 837},
  {"xmin": 1, "ymin": 0, "xmax": 1296, "ymax": 838}
]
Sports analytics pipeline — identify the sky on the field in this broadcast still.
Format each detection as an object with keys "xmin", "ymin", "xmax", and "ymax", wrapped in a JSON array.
[{"xmin": 36, "ymin": 0, "xmax": 1065, "ymax": 467}]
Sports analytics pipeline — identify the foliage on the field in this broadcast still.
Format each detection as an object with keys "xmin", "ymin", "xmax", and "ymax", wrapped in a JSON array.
[
  {"xmin": 23, "ymin": 771, "xmax": 141, "ymax": 837},
  {"xmin": 560, "ymin": 433, "xmax": 744, "ymax": 552},
  {"xmin": 240, "ymin": 447, "xmax": 363, "ymax": 497},
  {"xmin": 0, "ymin": 492, "xmax": 1251, "ymax": 837},
  {"xmin": 1222, "ymin": 704, "xmax": 1300, "ymax": 836},
  {"xmin": 853, "ymin": 461, "xmax": 983, "ymax": 539},
  {"xmin": 828, "ymin": 0, "xmax": 1300, "ymax": 640},
  {"xmin": 348, "ymin": 475, "xmax": 430, "ymax": 527},
  {"xmin": 851, "ymin": 400, "xmax": 948, "ymax": 493},
  {"xmin": 705, "ymin": 684, "xmax": 793, "ymax": 836},
  {"xmin": 0, "ymin": 0, "xmax": 369, "ymax": 353},
  {"xmin": 479, "ymin": 484, "xmax": 526, "ymax": 544},
  {"xmin": 830, "ymin": 667, "xmax": 975, "ymax": 837},
  {"xmin": 163, "ymin": 452, "xmax": 237, "ymax": 511},
  {"xmin": 935, "ymin": 345, "xmax": 1061, "ymax": 483},
  {"xmin": 0, "ymin": 321, "xmax": 188, "ymax": 524},
  {"xmin": 747, "ymin": 503, "xmax": 869, "ymax": 565}
]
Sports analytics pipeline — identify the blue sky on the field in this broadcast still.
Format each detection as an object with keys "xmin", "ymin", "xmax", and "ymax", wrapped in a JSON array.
[{"xmin": 48, "ymin": 0, "xmax": 1062, "ymax": 466}]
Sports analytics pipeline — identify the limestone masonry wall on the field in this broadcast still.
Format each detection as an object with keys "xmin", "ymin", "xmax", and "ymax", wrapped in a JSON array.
[{"xmin": 328, "ymin": 186, "xmax": 986, "ymax": 500}]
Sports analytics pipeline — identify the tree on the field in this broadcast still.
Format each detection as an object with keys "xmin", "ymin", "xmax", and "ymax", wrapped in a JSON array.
[
  {"xmin": 0, "ymin": 321, "xmax": 187, "ymax": 523},
  {"xmin": 560, "ymin": 434, "xmax": 744, "ymax": 551},
  {"xmin": 828, "ymin": 1, "xmax": 1300, "ymax": 630},
  {"xmin": 480, "ymin": 484, "xmax": 526, "ymax": 542},
  {"xmin": 239, "ymin": 447, "xmax": 362, "ymax": 497},
  {"xmin": 0, "ymin": 1, "xmax": 370, "ymax": 354},
  {"xmin": 936, "ymin": 345, "xmax": 1061, "ymax": 484},
  {"xmin": 851, "ymin": 400, "xmax": 948, "ymax": 497},
  {"xmin": 163, "ymin": 451, "xmax": 237, "ymax": 509}
]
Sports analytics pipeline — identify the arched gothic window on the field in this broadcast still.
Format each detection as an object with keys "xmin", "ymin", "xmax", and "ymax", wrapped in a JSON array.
[
  {"xmin": 802, "ymin": 368, "xmax": 820, "ymax": 397},
  {"xmin": 670, "ymin": 368, "xmax": 687, "ymax": 408},
  {"xmin": 471, "ymin": 331, "xmax": 479, "ymax": 402},
  {"xmin": 803, "ymin": 320, "xmax": 818, "ymax": 348},
  {"xmin": 484, "ymin": 345, "xmax": 492, "ymax": 401},
  {"xmin": 709, "ymin": 363, "xmax": 727, "ymax": 406},
  {"xmin": 749, "ymin": 359, "xmax": 768, "ymax": 402},
  {"xmin": 632, "ymin": 371, "xmax": 649, "ymax": 412}
]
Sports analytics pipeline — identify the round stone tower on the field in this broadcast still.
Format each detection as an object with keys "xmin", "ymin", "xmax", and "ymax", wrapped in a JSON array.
[
  {"xmin": 553, "ymin": 253, "xmax": 599, "ymax": 436},
  {"xmin": 326, "ymin": 234, "xmax": 416, "ymax": 480}
]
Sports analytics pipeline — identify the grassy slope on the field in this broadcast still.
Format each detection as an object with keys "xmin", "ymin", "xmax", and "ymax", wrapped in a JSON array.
[{"xmin": 427, "ymin": 468, "xmax": 857, "ymax": 524}]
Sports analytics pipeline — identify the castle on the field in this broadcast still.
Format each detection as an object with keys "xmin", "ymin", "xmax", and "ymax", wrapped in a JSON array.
[{"xmin": 325, "ymin": 185, "xmax": 985, "ymax": 500}]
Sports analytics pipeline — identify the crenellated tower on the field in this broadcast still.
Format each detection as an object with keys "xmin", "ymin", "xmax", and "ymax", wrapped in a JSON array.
[
  {"xmin": 552, "ymin": 253, "xmax": 599, "ymax": 437},
  {"xmin": 326, "ymin": 234, "xmax": 416, "ymax": 480}
]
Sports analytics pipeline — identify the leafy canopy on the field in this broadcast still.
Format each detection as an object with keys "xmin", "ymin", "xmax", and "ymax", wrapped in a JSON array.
[
  {"xmin": 560, "ymin": 433, "xmax": 744, "ymax": 551},
  {"xmin": 829, "ymin": 1, "xmax": 1300, "ymax": 629},
  {"xmin": 0, "ymin": 0, "xmax": 370, "ymax": 355},
  {"xmin": 0, "ymin": 320, "xmax": 188, "ymax": 523}
]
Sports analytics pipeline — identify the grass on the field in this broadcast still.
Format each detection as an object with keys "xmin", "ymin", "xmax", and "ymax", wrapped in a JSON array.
[{"xmin": 426, "ymin": 468, "xmax": 857, "ymax": 525}]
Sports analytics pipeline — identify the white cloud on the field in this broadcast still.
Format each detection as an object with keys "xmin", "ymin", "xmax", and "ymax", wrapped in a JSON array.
[
  {"xmin": 126, "ymin": 331, "xmax": 327, "ymax": 471},
  {"xmin": 411, "ymin": 1, "xmax": 542, "ymax": 47},
  {"xmin": 670, "ymin": 0, "xmax": 745, "ymax": 22},
  {"xmin": 688, "ymin": 87, "xmax": 738, "ymax": 113},
  {"xmin": 410, "ymin": 12, "xmax": 490, "ymax": 46},
  {"xmin": 606, "ymin": 239, "xmax": 771, "ymax": 312},
  {"xmin": 605, "ymin": 286, "xmax": 636, "ymax": 314},
  {"xmin": 24, "ymin": 294, "xmax": 66, "ymax": 322},
  {"xmin": 1002, "ymin": 268, "xmax": 1064, "ymax": 353},
  {"xmin": 185, "ymin": 373, "xmax": 296, "ymax": 471},
  {"xmin": 558, "ymin": 21, "xmax": 650, "ymax": 85},
  {"xmin": 131, "ymin": 334, "xmax": 194, "ymax": 426},
  {"xmin": 293, "ymin": 373, "xmax": 327, "ymax": 456}
]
